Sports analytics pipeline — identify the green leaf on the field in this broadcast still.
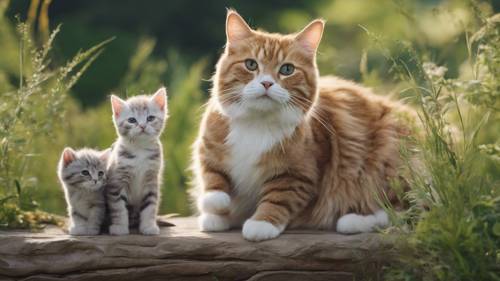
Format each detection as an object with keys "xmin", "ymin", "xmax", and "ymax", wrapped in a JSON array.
[
  {"xmin": 493, "ymin": 222, "xmax": 500, "ymax": 237},
  {"xmin": 0, "ymin": 195, "xmax": 15, "ymax": 205},
  {"xmin": 14, "ymin": 179, "xmax": 21, "ymax": 195}
]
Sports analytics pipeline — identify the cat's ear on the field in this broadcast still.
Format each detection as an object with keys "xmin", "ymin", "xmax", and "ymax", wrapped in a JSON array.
[
  {"xmin": 151, "ymin": 87, "xmax": 167, "ymax": 111},
  {"xmin": 100, "ymin": 148, "xmax": 111, "ymax": 162},
  {"xmin": 110, "ymin": 95, "xmax": 126, "ymax": 117},
  {"xmin": 296, "ymin": 19, "xmax": 325, "ymax": 53},
  {"xmin": 61, "ymin": 147, "xmax": 76, "ymax": 167},
  {"xmin": 226, "ymin": 10, "xmax": 253, "ymax": 44}
]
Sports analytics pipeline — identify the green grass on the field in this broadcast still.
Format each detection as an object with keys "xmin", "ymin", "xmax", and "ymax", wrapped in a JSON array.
[
  {"xmin": 375, "ymin": 7, "xmax": 500, "ymax": 281},
  {"xmin": 0, "ymin": 14, "xmax": 111, "ymax": 228}
]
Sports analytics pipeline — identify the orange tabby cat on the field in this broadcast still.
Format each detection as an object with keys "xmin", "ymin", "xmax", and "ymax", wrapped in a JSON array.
[{"xmin": 191, "ymin": 10, "xmax": 413, "ymax": 241}]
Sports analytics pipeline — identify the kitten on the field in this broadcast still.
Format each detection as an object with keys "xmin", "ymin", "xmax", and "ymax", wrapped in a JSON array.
[
  {"xmin": 106, "ymin": 88, "xmax": 167, "ymax": 235},
  {"xmin": 58, "ymin": 147, "xmax": 109, "ymax": 235},
  {"xmin": 191, "ymin": 10, "xmax": 415, "ymax": 241}
]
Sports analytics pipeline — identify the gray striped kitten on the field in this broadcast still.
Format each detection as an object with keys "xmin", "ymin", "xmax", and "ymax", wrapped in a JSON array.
[
  {"xmin": 106, "ymin": 88, "xmax": 168, "ymax": 235},
  {"xmin": 58, "ymin": 147, "xmax": 109, "ymax": 235}
]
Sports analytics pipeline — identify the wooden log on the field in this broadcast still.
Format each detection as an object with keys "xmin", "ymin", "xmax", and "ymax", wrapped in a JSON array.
[{"xmin": 0, "ymin": 217, "xmax": 394, "ymax": 281}]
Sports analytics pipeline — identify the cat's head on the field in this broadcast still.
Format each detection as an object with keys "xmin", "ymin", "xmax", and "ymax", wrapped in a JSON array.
[
  {"xmin": 58, "ymin": 147, "xmax": 110, "ymax": 191},
  {"xmin": 214, "ymin": 10, "xmax": 324, "ymax": 119},
  {"xmin": 110, "ymin": 88, "xmax": 168, "ymax": 141}
]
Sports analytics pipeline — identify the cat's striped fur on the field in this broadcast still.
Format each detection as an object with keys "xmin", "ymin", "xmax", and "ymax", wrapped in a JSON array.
[
  {"xmin": 57, "ymin": 147, "xmax": 109, "ymax": 235},
  {"xmin": 191, "ymin": 11, "xmax": 414, "ymax": 241},
  {"xmin": 106, "ymin": 88, "xmax": 167, "ymax": 235}
]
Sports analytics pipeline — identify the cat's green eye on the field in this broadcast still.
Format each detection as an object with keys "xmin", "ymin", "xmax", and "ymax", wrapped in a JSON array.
[
  {"xmin": 127, "ymin": 117, "xmax": 137, "ymax": 123},
  {"xmin": 279, "ymin": 63, "xmax": 295, "ymax": 76},
  {"xmin": 245, "ymin": 59, "xmax": 258, "ymax": 71},
  {"xmin": 147, "ymin": 115, "xmax": 155, "ymax": 122},
  {"xmin": 98, "ymin": 171, "xmax": 104, "ymax": 177},
  {"xmin": 81, "ymin": 170, "xmax": 90, "ymax": 176}
]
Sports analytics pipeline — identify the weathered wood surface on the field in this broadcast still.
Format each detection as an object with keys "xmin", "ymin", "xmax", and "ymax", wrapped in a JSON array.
[{"xmin": 0, "ymin": 217, "xmax": 394, "ymax": 281}]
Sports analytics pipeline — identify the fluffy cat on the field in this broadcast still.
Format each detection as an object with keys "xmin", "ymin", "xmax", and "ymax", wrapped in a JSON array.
[
  {"xmin": 106, "ymin": 88, "xmax": 167, "ymax": 235},
  {"xmin": 191, "ymin": 10, "xmax": 414, "ymax": 241},
  {"xmin": 58, "ymin": 147, "xmax": 109, "ymax": 235}
]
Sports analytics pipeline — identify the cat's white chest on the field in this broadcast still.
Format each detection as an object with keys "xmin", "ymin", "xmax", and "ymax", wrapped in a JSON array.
[
  {"xmin": 226, "ymin": 124, "xmax": 271, "ymax": 223},
  {"xmin": 225, "ymin": 109, "xmax": 302, "ymax": 222},
  {"xmin": 226, "ymin": 126, "xmax": 267, "ymax": 195}
]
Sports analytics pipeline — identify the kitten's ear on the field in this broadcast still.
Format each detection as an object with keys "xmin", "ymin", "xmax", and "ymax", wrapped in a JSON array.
[
  {"xmin": 61, "ymin": 147, "xmax": 76, "ymax": 167},
  {"xmin": 226, "ymin": 10, "xmax": 253, "ymax": 44},
  {"xmin": 296, "ymin": 19, "xmax": 325, "ymax": 53},
  {"xmin": 110, "ymin": 95, "xmax": 126, "ymax": 117},
  {"xmin": 100, "ymin": 148, "xmax": 111, "ymax": 162},
  {"xmin": 151, "ymin": 87, "xmax": 167, "ymax": 111}
]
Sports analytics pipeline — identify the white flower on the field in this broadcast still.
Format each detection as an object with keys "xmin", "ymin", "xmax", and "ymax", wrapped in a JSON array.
[{"xmin": 423, "ymin": 62, "xmax": 448, "ymax": 79}]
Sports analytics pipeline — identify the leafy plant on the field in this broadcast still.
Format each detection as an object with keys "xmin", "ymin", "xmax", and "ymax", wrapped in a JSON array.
[
  {"xmin": 0, "ymin": 5, "xmax": 111, "ymax": 229},
  {"xmin": 365, "ymin": 4, "xmax": 500, "ymax": 281}
]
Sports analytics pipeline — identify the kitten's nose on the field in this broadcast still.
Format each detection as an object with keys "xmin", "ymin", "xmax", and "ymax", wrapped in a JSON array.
[{"xmin": 261, "ymin": 81, "xmax": 274, "ymax": 89}]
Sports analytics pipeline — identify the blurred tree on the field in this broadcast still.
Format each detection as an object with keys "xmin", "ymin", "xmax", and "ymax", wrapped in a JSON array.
[
  {"xmin": 6, "ymin": 0, "xmax": 498, "ymax": 107},
  {"xmin": 7, "ymin": 0, "xmax": 326, "ymax": 107}
]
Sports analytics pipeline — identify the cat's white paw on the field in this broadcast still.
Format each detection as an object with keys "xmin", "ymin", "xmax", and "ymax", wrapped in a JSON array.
[
  {"xmin": 336, "ymin": 210, "xmax": 389, "ymax": 234},
  {"xmin": 69, "ymin": 226, "xmax": 88, "ymax": 236},
  {"xmin": 198, "ymin": 213, "xmax": 230, "ymax": 232},
  {"xmin": 198, "ymin": 191, "xmax": 231, "ymax": 214},
  {"xmin": 242, "ymin": 219, "xmax": 283, "ymax": 242},
  {"xmin": 109, "ymin": 224, "xmax": 129, "ymax": 236},
  {"xmin": 336, "ymin": 213, "xmax": 366, "ymax": 234},
  {"xmin": 140, "ymin": 223, "xmax": 160, "ymax": 235},
  {"xmin": 374, "ymin": 210, "xmax": 389, "ymax": 226}
]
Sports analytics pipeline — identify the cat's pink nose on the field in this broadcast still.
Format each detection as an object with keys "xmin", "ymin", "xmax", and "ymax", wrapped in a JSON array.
[{"xmin": 261, "ymin": 81, "xmax": 274, "ymax": 89}]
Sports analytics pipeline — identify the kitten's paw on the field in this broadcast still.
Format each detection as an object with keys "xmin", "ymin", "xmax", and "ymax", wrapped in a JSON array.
[
  {"xmin": 242, "ymin": 219, "xmax": 283, "ymax": 242},
  {"xmin": 68, "ymin": 226, "xmax": 88, "ymax": 236},
  {"xmin": 140, "ymin": 223, "xmax": 160, "ymax": 235},
  {"xmin": 198, "ymin": 191, "xmax": 231, "ymax": 214},
  {"xmin": 198, "ymin": 213, "xmax": 230, "ymax": 232},
  {"xmin": 109, "ymin": 224, "xmax": 129, "ymax": 236}
]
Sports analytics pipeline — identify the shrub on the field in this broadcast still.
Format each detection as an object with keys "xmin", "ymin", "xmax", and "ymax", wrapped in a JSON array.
[
  {"xmin": 0, "ymin": 6, "xmax": 111, "ymax": 229},
  {"xmin": 372, "ymin": 5, "xmax": 500, "ymax": 281}
]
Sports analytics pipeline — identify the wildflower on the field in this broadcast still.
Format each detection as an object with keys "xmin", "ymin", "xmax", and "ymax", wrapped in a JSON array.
[{"xmin": 423, "ymin": 62, "xmax": 448, "ymax": 79}]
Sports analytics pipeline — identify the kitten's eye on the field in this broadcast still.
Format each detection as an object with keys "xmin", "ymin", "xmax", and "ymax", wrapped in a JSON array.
[
  {"xmin": 98, "ymin": 171, "xmax": 104, "ymax": 177},
  {"xmin": 245, "ymin": 59, "xmax": 258, "ymax": 71},
  {"xmin": 279, "ymin": 63, "xmax": 295, "ymax": 76},
  {"xmin": 127, "ymin": 117, "xmax": 137, "ymax": 124},
  {"xmin": 81, "ymin": 170, "xmax": 90, "ymax": 176},
  {"xmin": 147, "ymin": 115, "xmax": 155, "ymax": 122}
]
